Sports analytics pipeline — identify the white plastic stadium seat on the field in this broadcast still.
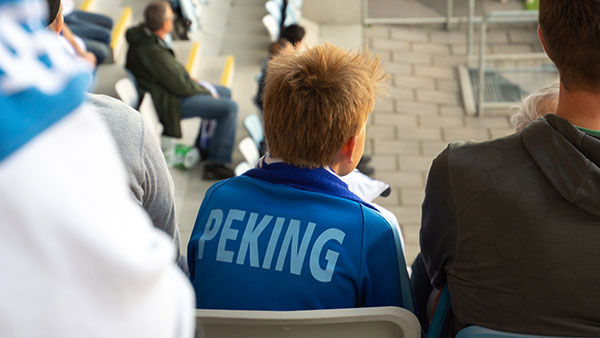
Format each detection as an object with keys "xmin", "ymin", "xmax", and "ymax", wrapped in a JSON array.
[
  {"xmin": 243, "ymin": 113, "xmax": 264, "ymax": 148},
  {"xmin": 234, "ymin": 161, "xmax": 252, "ymax": 176},
  {"xmin": 265, "ymin": 0, "xmax": 282, "ymax": 23},
  {"xmin": 137, "ymin": 92, "xmax": 163, "ymax": 145},
  {"xmin": 262, "ymin": 14, "xmax": 279, "ymax": 42},
  {"xmin": 195, "ymin": 306, "xmax": 420, "ymax": 338},
  {"xmin": 238, "ymin": 136, "xmax": 260, "ymax": 166},
  {"xmin": 114, "ymin": 77, "xmax": 139, "ymax": 108}
]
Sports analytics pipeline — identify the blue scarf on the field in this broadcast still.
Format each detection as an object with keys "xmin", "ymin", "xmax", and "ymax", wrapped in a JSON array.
[{"xmin": 244, "ymin": 162, "xmax": 378, "ymax": 211}]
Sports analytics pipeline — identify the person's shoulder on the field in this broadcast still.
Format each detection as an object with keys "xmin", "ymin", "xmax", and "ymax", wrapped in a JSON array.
[
  {"xmin": 88, "ymin": 93, "xmax": 136, "ymax": 113},
  {"xmin": 89, "ymin": 94, "xmax": 141, "ymax": 131},
  {"xmin": 203, "ymin": 175, "xmax": 251, "ymax": 199},
  {"xmin": 446, "ymin": 131, "xmax": 523, "ymax": 159},
  {"xmin": 360, "ymin": 205, "xmax": 391, "ymax": 225},
  {"xmin": 435, "ymin": 131, "xmax": 528, "ymax": 175},
  {"xmin": 431, "ymin": 131, "xmax": 535, "ymax": 206}
]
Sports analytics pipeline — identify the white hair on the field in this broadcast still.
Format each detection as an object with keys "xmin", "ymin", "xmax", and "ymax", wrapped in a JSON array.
[{"xmin": 511, "ymin": 81, "xmax": 560, "ymax": 132}]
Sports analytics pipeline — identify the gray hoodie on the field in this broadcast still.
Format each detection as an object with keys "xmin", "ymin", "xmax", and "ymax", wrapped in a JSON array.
[
  {"xmin": 89, "ymin": 94, "xmax": 180, "ymax": 252},
  {"xmin": 421, "ymin": 114, "xmax": 600, "ymax": 336}
]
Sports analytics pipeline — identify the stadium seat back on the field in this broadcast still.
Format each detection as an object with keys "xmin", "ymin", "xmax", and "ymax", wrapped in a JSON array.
[
  {"xmin": 196, "ymin": 306, "xmax": 420, "ymax": 338},
  {"xmin": 138, "ymin": 93, "xmax": 163, "ymax": 145},
  {"xmin": 238, "ymin": 136, "xmax": 260, "ymax": 166},
  {"xmin": 234, "ymin": 161, "xmax": 252, "ymax": 176},
  {"xmin": 115, "ymin": 77, "xmax": 139, "ymax": 108},
  {"xmin": 262, "ymin": 14, "xmax": 279, "ymax": 42},
  {"xmin": 243, "ymin": 113, "xmax": 264, "ymax": 148}
]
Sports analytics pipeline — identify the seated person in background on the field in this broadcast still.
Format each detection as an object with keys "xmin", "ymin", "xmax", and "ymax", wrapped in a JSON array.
[
  {"xmin": 61, "ymin": 0, "xmax": 112, "ymax": 64},
  {"xmin": 188, "ymin": 43, "xmax": 414, "ymax": 312},
  {"xmin": 46, "ymin": 0, "xmax": 97, "ymax": 67},
  {"xmin": 256, "ymin": 24, "xmax": 305, "ymax": 112},
  {"xmin": 281, "ymin": 23, "xmax": 305, "ymax": 48},
  {"xmin": 255, "ymin": 38, "xmax": 291, "ymax": 113},
  {"xmin": 126, "ymin": 1, "xmax": 238, "ymax": 180},
  {"xmin": 1, "ymin": 0, "xmax": 194, "ymax": 335},
  {"xmin": 511, "ymin": 81, "xmax": 559, "ymax": 132},
  {"xmin": 419, "ymin": 1, "xmax": 600, "ymax": 335}
]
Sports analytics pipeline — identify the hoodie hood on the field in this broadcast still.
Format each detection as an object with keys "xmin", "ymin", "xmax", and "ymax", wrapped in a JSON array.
[
  {"xmin": 522, "ymin": 114, "xmax": 600, "ymax": 218},
  {"xmin": 125, "ymin": 24, "xmax": 168, "ymax": 49}
]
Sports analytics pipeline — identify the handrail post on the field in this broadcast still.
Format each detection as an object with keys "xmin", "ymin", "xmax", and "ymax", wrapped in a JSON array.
[
  {"xmin": 466, "ymin": 0, "xmax": 475, "ymax": 58},
  {"xmin": 477, "ymin": 18, "xmax": 487, "ymax": 117},
  {"xmin": 446, "ymin": 0, "xmax": 453, "ymax": 31}
]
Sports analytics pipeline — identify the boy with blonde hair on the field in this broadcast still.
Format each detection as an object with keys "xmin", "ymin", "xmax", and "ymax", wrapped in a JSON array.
[{"xmin": 188, "ymin": 43, "xmax": 414, "ymax": 311}]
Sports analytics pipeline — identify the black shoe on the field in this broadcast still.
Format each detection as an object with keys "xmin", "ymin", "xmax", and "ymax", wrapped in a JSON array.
[
  {"xmin": 203, "ymin": 164, "xmax": 235, "ymax": 180},
  {"xmin": 357, "ymin": 161, "xmax": 375, "ymax": 177}
]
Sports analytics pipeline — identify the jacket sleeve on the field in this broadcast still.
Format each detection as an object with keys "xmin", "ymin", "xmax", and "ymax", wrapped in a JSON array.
[
  {"xmin": 359, "ymin": 211, "xmax": 408, "ymax": 308},
  {"xmin": 150, "ymin": 48, "xmax": 210, "ymax": 97},
  {"xmin": 420, "ymin": 145, "xmax": 458, "ymax": 289}
]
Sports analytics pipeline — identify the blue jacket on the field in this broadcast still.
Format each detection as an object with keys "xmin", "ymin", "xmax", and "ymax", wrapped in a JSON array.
[{"xmin": 188, "ymin": 163, "xmax": 414, "ymax": 312}]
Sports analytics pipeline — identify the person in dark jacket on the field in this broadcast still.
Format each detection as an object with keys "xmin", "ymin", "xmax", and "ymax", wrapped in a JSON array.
[
  {"xmin": 418, "ymin": 1, "xmax": 600, "ymax": 336},
  {"xmin": 125, "ymin": 1, "xmax": 237, "ymax": 180}
]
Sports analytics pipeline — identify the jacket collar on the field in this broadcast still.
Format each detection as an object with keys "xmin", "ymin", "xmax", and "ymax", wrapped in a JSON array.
[{"xmin": 243, "ymin": 155, "xmax": 378, "ymax": 211}]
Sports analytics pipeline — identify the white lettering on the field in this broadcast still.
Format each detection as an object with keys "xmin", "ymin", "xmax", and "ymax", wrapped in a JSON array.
[
  {"xmin": 275, "ymin": 220, "xmax": 316, "ymax": 275},
  {"xmin": 197, "ymin": 209, "xmax": 223, "ymax": 260},
  {"xmin": 309, "ymin": 228, "xmax": 345, "ymax": 282},
  {"xmin": 216, "ymin": 209, "xmax": 245, "ymax": 263},
  {"xmin": 262, "ymin": 217, "xmax": 285, "ymax": 269},
  {"xmin": 236, "ymin": 213, "xmax": 272, "ymax": 267},
  {"xmin": 198, "ymin": 209, "xmax": 347, "ymax": 283}
]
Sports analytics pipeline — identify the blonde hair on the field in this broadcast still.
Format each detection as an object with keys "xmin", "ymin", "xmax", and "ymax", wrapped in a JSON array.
[
  {"xmin": 263, "ymin": 43, "xmax": 387, "ymax": 167},
  {"xmin": 511, "ymin": 81, "xmax": 559, "ymax": 132}
]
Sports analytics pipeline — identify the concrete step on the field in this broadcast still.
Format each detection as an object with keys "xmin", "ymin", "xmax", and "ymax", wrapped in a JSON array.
[
  {"xmin": 229, "ymin": 5, "xmax": 266, "ymax": 20},
  {"xmin": 232, "ymin": 0, "xmax": 266, "ymax": 6},
  {"xmin": 226, "ymin": 22, "xmax": 270, "ymax": 36},
  {"xmin": 223, "ymin": 49, "xmax": 269, "ymax": 66},
  {"xmin": 225, "ymin": 32, "xmax": 272, "ymax": 44},
  {"xmin": 220, "ymin": 37, "xmax": 271, "ymax": 55}
]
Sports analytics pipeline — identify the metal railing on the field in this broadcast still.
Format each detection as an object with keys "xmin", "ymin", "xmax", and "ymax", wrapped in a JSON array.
[
  {"xmin": 362, "ymin": 0, "xmax": 483, "ymax": 31},
  {"xmin": 475, "ymin": 10, "xmax": 547, "ymax": 116}
]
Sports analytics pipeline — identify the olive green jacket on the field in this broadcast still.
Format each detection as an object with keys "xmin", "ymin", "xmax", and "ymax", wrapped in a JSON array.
[{"xmin": 125, "ymin": 24, "xmax": 209, "ymax": 138}]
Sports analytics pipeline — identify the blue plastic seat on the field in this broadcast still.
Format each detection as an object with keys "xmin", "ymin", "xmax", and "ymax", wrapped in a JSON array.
[
  {"xmin": 456, "ymin": 326, "xmax": 574, "ymax": 338},
  {"xmin": 427, "ymin": 288, "xmax": 579, "ymax": 338}
]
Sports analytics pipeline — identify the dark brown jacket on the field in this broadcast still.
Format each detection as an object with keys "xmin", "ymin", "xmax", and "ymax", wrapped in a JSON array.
[{"xmin": 421, "ymin": 114, "xmax": 600, "ymax": 336}]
